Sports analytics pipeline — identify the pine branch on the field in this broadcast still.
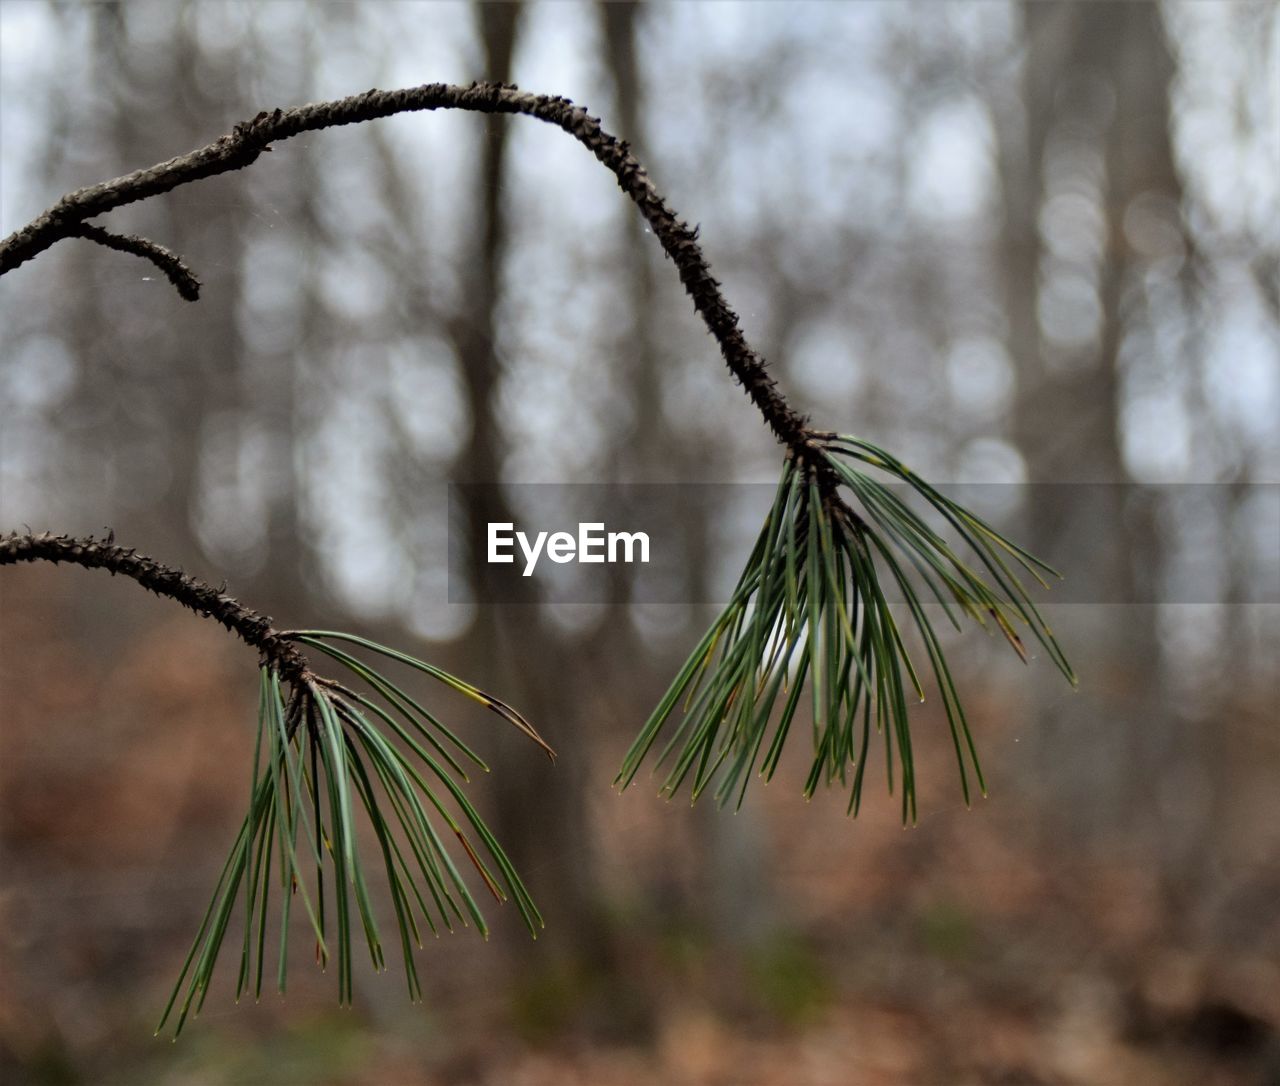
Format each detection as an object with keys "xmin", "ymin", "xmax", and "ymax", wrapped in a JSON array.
[
  {"xmin": 2, "ymin": 79, "xmax": 1076, "ymax": 833},
  {"xmin": 1, "ymin": 531, "xmax": 551, "ymax": 1033},
  {"xmin": 617, "ymin": 441, "xmax": 1077, "ymax": 820}
]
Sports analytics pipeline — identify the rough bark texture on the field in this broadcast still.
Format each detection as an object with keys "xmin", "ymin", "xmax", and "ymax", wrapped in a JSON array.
[
  {"xmin": 0, "ymin": 531, "xmax": 309, "ymax": 680},
  {"xmin": 70, "ymin": 223, "xmax": 201, "ymax": 299}
]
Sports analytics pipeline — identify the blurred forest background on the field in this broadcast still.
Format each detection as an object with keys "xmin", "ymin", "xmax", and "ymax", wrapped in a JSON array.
[{"xmin": 1, "ymin": 2, "xmax": 1277, "ymax": 1083}]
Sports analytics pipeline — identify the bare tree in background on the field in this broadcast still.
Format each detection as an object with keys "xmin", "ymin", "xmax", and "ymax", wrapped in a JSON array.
[{"xmin": 1000, "ymin": 1, "xmax": 1173, "ymax": 851}]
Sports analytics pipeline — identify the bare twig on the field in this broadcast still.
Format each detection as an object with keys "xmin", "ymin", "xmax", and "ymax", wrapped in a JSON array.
[
  {"xmin": 0, "ymin": 81, "xmax": 837, "ymax": 480},
  {"xmin": 73, "ymin": 224, "xmax": 201, "ymax": 300}
]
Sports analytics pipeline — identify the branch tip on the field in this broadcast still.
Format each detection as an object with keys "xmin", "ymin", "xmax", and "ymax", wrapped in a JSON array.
[{"xmin": 73, "ymin": 223, "xmax": 201, "ymax": 300}]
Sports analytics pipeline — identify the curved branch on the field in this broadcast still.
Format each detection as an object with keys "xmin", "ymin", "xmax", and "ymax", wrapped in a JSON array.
[
  {"xmin": 0, "ymin": 531, "xmax": 308, "ymax": 680},
  {"xmin": 73, "ymin": 224, "xmax": 201, "ymax": 300},
  {"xmin": 0, "ymin": 81, "xmax": 829, "ymax": 476}
]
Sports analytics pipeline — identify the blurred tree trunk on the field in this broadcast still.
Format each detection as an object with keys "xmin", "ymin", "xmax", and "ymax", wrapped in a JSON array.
[
  {"xmin": 599, "ymin": 0, "xmax": 776, "ymax": 953},
  {"xmin": 1089, "ymin": 7, "xmax": 1188, "ymax": 910},
  {"xmin": 450, "ymin": 2, "xmax": 606, "ymax": 971},
  {"xmin": 600, "ymin": 0, "xmax": 663, "ymax": 485},
  {"xmin": 238, "ymin": 14, "xmax": 322, "ymax": 616},
  {"xmin": 106, "ymin": 7, "xmax": 240, "ymax": 569},
  {"xmin": 1003, "ymin": 2, "xmax": 1179, "ymax": 866},
  {"xmin": 46, "ymin": 6, "xmax": 316, "ymax": 616},
  {"xmin": 44, "ymin": 5, "xmax": 244, "ymax": 620}
]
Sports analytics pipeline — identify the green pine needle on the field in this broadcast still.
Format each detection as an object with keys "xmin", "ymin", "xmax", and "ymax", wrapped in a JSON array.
[
  {"xmin": 156, "ymin": 636, "xmax": 547, "ymax": 1038},
  {"xmin": 616, "ymin": 438, "xmax": 1076, "ymax": 823}
]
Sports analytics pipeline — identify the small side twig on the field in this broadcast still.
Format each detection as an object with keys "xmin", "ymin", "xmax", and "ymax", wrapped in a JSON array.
[{"xmin": 73, "ymin": 224, "xmax": 201, "ymax": 300}]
